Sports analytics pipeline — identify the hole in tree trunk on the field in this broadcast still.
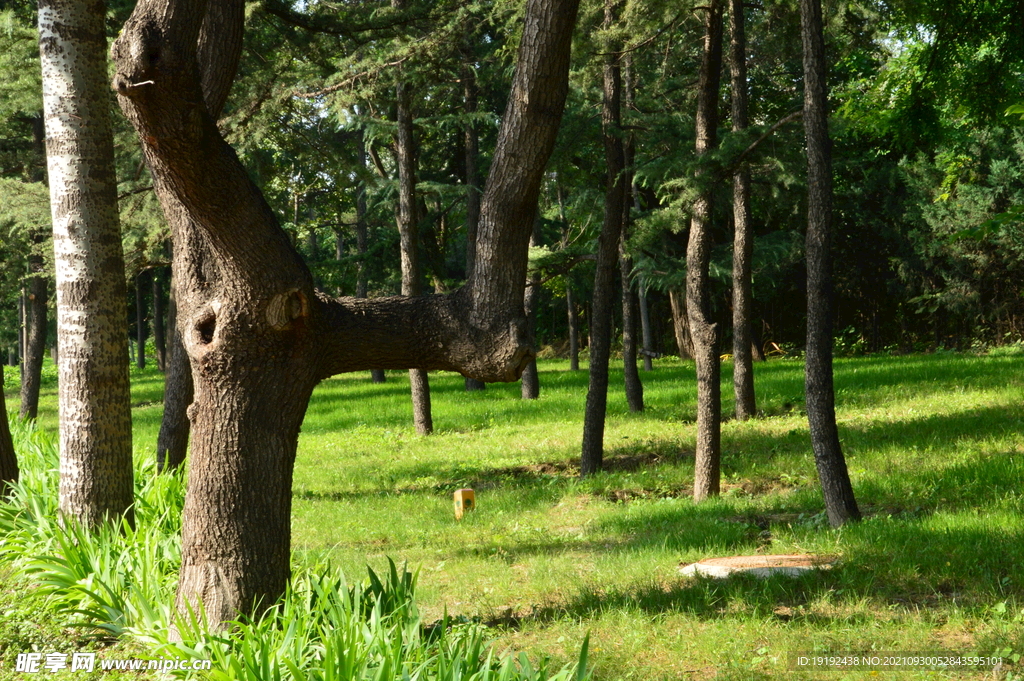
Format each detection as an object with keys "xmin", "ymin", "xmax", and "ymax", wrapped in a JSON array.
[{"xmin": 196, "ymin": 313, "xmax": 216, "ymax": 345}]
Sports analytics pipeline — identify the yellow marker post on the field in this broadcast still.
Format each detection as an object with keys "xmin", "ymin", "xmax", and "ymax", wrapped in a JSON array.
[{"xmin": 454, "ymin": 488, "xmax": 475, "ymax": 520}]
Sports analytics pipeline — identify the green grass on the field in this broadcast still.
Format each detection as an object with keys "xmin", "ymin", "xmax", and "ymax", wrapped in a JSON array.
[{"xmin": 3, "ymin": 353, "xmax": 1024, "ymax": 679}]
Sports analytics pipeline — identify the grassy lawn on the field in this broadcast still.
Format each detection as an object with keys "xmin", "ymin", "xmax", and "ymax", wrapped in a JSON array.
[{"xmin": 3, "ymin": 352, "xmax": 1023, "ymax": 679}]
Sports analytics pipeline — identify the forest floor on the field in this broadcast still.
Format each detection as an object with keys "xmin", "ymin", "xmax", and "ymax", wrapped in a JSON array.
[{"xmin": 3, "ymin": 351, "xmax": 1023, "ymax": 679}]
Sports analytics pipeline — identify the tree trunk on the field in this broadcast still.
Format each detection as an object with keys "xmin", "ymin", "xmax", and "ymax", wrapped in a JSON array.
[
  {"xmin": 354, "ymin": 129, "xmax": 386, "ymax": 385},
  {"xmin": 620, "ymin": 247, "xmax": 643, "ymax": 412},
  {"xmin": 393, "ymin": 40, "xmax": 433, "ymax": 436},
  {"xmin": 19, "ymin": 246, "xmax": 48, "ymax": 420},
  {"xmin": 113, "ymin": 0, "xmax": 578, "ymax": 626},
  {"xmin": 463, "ymin": 58, "xmax": 486, "ymax": 392},
  {"xmin": 40, "ymin": 0, "xmax": 134, "ymax": 527},
  {"xmin": 521, "ymin": 226, "xmax": 541, "ymax": 400},
  {"xmin": 639, "ymin": 288, "xmax": 654, "ymax": 371},
  {"xmin": 567, "ymin": 287, "xmax": 580, "ymax": 370},
  {"xmin": 730, "ymin": 0, "xmax": 756, "ymax": 421},
  {"xmin": 688, "ymin": 0, "xmax": 724, "ymax": 502},
  {"xmin": 669, "ymin": 289, "xmax": 695, "ymax": 359},
  {"xmin": 620, "ymin": 69, "xmax": 643, "ymax": 412},
  {"xmin": 800, "ymin": 0, "xmax": 860, "ymax": 527},
  {"xmin": 153, "ymin": 267, "xmax": 167, "ymax": 371},
  {"xmin": 581, "ymin": 0, "xmax": 627, "ymax": 477},
  {"xmin": 0, "ymin": 371, "xmax": 18, "ymax": 494},
  {"xmin": 136, "ymin": 270, "xmax": 148, "ymax": 369},
  {"xmin": 157, "ymin": 263, "xmax": 193, "ymax": 472}
]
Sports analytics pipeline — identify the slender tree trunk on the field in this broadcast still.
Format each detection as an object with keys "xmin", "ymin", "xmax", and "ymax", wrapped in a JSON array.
[
  {"xmin": 567, "ymin": 287, "xmax": 580, "ymax": 370},
  {"xmin": 354, "ymin": 128, "xmax": 387, "ymax": 384},
  {"xmin": 730, "ymin": 0, "xmax": 756, "ymax": 421},
  {"xmin": 521, "ymin": 225, "xmax": 541, "ymax": 400},
  {"xmin": 463, "ymin": 59, "xmax": 486, "ymax": 392},
  {"xmin": 18, "ymin": 288, "xmax": 26, "ymax": 378},
  {"xmin": 0, "ymin": 371, "xmax": 17, "ymax": 494},
  {"xmin": 157, "ymin": 264, "xmax": 193, "ymax": 471},
  {"xmin": 113, "ymin": 0, "xmax": 578, "ymax": 627},
  {"xmin": 153, "ymin": 267, "xmax": 167, "ymax": 371},
  {"xmin": 669, "ymin": 289, "xmax": 695, "ymax": 359},
  {"xmin": 620, "ymin": 65, "xmax": 643, "ymax": 412},
  {"xmin": 136, "ymin": 270, "xmax": 147, "ymax": 369},
  {"xmin": 620, "ymin": 246, "xmax": 643, "ymax": 412},
  {"xmin": 639, "ymin": 288, "xmax": 654, "ymax": 370},
  {"xmin": 581, "ymin": 0, "xmax": 627, "ymax": 477},
  {"xmin": 394, "ymin": 42, "xmax": 433, "ymax": 435},
  {"xmin": 19, "ymin": 246, "xmax": 48, "ymax": 420},
  {"xmin": 800, "ymin": 0, "xmax": 860, "ymax": 527},
  {"xmin": 689, "ymin": 0, "xmax": 724, "ymax": 502},
  {"xmin": 40, "ymin": 0, "xmax": 134, "ymax": 527}
]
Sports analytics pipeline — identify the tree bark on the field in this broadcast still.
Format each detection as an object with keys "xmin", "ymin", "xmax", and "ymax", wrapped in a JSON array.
[
  {"xmin": 40, "ymin": 0, "xmax": 134, "ymax": 527},
  {"xmin": 157, "ymin": 265, "xmax": 193, "ymax": 471},
  {"xmin": 19, "ymin": 244, "xmax": 48, "ymax": 420},
  {"xmin": 153, "ymin": 267, "xmax": 167, "ymax": 371},
  {"xmin": 463, "ymin": 58, "xmax": 486, "ymax": 392},
  {"xmin": 620, "ymin": 246, "xmax": 643, "ymax": 412},
  {"xmin": 800, "ymin": 0, "xmax": 861, "ymax": 527},
  {"xmin": 521, "ymin": 225, "xmax": 541, "ymax": 400},
  {"xmin": 112, "ymin": 0, "xmax": 578, "ymax": 626},
  {"xmin": 669, "ymin": 289, "xmax": 695, "ymax": 359},
  {"xmin": 136, "ymin": 270, "xmax": 148, "ymax": 369},
  {"xmin": 581, "ymin": 0, "xmax": 627, "ymax": 477},
  {"xmin": 393, "ymin": 40, "xmax": 433, "ymax": 435},
  {"xmin": 639, "ymin": 288, "xmax": 654, "ymax": 371},
  {"xmin": 0, "ymin": 371, "xmax": 18, "ymax": 494},
  {"xmin": 567, "ymin": 287, "xmax": 580, "ymax": 370},
  {"xmin": 620, "ymin": 71, "xmax": 643, "ymax": 412},
  {"xmin": 730, "ymin": 0, "xmax": 756, "ymax": 421},
  {"xmin": 689, "ymin": 0, "xmax": 724, "ymax": 502}
]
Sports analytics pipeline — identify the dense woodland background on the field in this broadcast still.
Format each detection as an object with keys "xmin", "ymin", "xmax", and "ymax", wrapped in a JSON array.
[{"xmin": 3, "ymin": 0, "xmax": 1023, "ymax": 365}]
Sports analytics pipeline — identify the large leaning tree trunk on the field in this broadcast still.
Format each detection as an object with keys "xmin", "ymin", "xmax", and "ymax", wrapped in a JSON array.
[
  {"xmin": 730, "ymin": 0, "xmax": 756, "ymax": 421},
  {"xmin": 40, "ymin": 0, "xmax": 134, "ymax": 527},
  {"xmin": 1, "ymin": 372, "xmax": 17, "ymax": 494},
  {"xmin": 688, "ymin": 0, "xmax": 724, "ymax": 502},
  {"xmin": 393, "ymin": 56, "xmax": 433, "ymax": 436},
  {"xmin": 19, "ymin": 238, "xmax": 48, "ymax": 421},
  {"xmin": 580, "ymin": 0, "xmax": 627, "ymax": 477},
  {"xmin": 800, "ymin": 0, "xmax": 860, "ymax": 527},
  {"xmin": 112, "ymin": 0, "xmax": 580, "ymax": 627}
]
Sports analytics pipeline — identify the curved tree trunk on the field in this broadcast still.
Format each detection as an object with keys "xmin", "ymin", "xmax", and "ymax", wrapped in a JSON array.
[
  {"xmin": 19, "ymin": 246, "xmax": 48, "ymax": 420},
  {"xmin": 0, "ymin": 372, "xmax": 18, "ymax": 494},
  {"xmin": 730, "ymin": 0, "xmax": 756, "ymax": 421},
  {"xmin": 689, "ymin": 0, "xmax": 724, "ymax": 502},
  {"xmin": 112, "ymin": 0, "xmax": 578, "ymax": 627},
  {"xmin": 40, "ymin": 0, "xmax": 134, "ymax": 527},
  {"xmin": 581, "ymin": 0, "xmax": 626, "ymax": 477},
  {"xmin": 800, "ymin": 0, "xmax": 860, "ymax": 527}
]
